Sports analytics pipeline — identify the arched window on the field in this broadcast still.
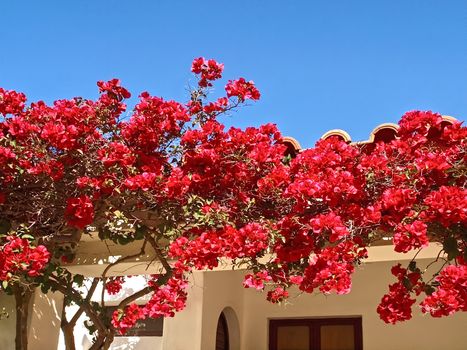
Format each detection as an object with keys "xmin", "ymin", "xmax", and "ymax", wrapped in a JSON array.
[{"xmin": 216, "ymin": 312, "xmax": 229, "ymax": 350}]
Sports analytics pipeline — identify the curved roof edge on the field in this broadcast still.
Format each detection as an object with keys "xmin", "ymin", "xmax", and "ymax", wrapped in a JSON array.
[{"xmin": 282, "ymin": 115, "xmax": 458, "ymax": 152}]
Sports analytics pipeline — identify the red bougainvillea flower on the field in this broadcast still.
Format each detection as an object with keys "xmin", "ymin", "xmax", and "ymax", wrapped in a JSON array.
[
  {"xmin": 0, "ymin": 88, "xmax": 26, "ymax": 115},
  {"xmin": 105, "ymin": 276, "xmax": 125, "ymax": 295},
  {"xmin": 144, "ymin": 272, "xmax": 188, "ymax": 319},
  {"xmin": 393, "ymin": 220, "xmax": 429, "ymax": 253},
  {"xmin": 243, "ymin": 271, "xmax": 272, "ymax": 290},
  {"xmin": 424, "ymin": 186, "xmax": 467, "ymax": 227},
  {"xmin": 191, "ymin": 57, "xmax": 224, "ymax": 87},
  {"xmin": 0, "ymin": 56, "xmax": 466, "ymax": 333},
  {"xmin": 0, "ymin": 236, "xmax": 50, "ymax": 282},
  {"xmin": 65, "ymin": 195, "xmax": 95, "ymax": 228},
  {"xmin": 225, "ymin": 78, "xmax": 260, "ymax": 101},
  {"xmin": 112, "ymin": 303, "xmax": 144, "ymax": 335},
  {"xmin": 377, "ymin": 264, "xmax": 424, "ymax": 324},
  {"xmin": 97, "ymin": 78, "xmax": 131, "ymax": 100},
  {"xmin": 377, "ymin": 281, "xmax": 417, "ymax": 324},
  {"xmin": 267, "ymin": 287, "xmax": 289, "ymax": 303},
  {"xmin": 420, "ymin": 265, "xmax": 467, "ymax": 317}
]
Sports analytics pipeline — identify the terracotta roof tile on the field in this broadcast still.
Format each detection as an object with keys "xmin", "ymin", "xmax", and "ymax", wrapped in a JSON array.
[{"xmin": 281, "ymin": 115, "xmax": 457, "ymax": 154}]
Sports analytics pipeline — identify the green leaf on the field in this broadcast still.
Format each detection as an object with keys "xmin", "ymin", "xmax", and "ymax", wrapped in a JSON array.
[
  {"xmin": 117, "ymin": 236, "xmax": 131, "ymax": 245},
  {"xmin": 443, "ymin": 237, "xmax": 459, "ymax": 261},
  {"xmin": 98, "ymin": 227, "xmax": 111, "ymax": 240},
  {"xmin": 73, "ymin": 274, "xmax": 85, "ymax": 286},
  {"xmin": 424, "ymin": 284, "xmax": 436, "ymax": 296},
  {"xmin": 408, "ymin": 261, "xmax": 417, "ymax": 272},
  {"xmin": 41, "ymin": 283, "xmax": 51, "ymax": 294},
  {"xmin": 134, "ymin": 225, "xmax": 147, "ymax": 239},
  {"xmin": 21, "ymin": 234, "xmax": 35, "ymax": 241},
  {"xmin": 402, "ymin": 277, "xmax": 412, "ymax": 290}
]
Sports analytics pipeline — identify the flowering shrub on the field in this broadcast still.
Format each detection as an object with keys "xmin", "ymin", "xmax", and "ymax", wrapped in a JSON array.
[{"xmin": 0, "ymin": 57, "xmax": 465, "ymax": 348}]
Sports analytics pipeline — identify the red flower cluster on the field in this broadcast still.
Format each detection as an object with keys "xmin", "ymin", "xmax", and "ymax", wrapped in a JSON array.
[
  {"xmin": 393, "ymin": 221, "xmax": 429, "ymax": 253},
  {"xmin": 310, "ymin": 212, "xmax": 349, "ymax": 243},
  {"xmin": 420, "ymin": 265, "xmax": 467, "ymax": 317},
  {"xmin": 122, "ymin": 93, "xmax": 190, "ymax": 152},
  {"xmin": 224, "ymin": 223, "xmax": 269, "ymax": 259},
  {"xmin": 97, "ymin": 79, "xmax": 131, "ymax": 100},
  {"xmin": 191, "ymin": 57, "xmax": 224, "ymax": 87},
  {"xmin": 98, "ymin": 142, "xmax": 135, "ymax": 168},
  {"xmin": 0, "ymin": 236, "xmax": 50, "ymax": 282},
  {"xmin": 243, "ymin": 271, "xmax": 272, "ymax": 290},
  {"xmin": 299, "ymin": 242, "xmax": 365, "ymax": 295},
  {"xmin": 267, "ymin": 287, "xmax": 289, "ymax": 303},
  {"xmin": 112, "ymin": 303, "xmax": 144, "ymax": 335},
  {"xmin": 65, "ymin": 196, "xmax": 95, "ymax": 229},
  {"xmin": 225, "ymin": 78, "xmax": 260, "ymax": 101},
  {"xmin": 169, "ymin": 223, "xmax": 270, "ymax": 269},
  {"xmin": 105, "ymin": 276, "xmax": 125, "ymax": 295},
  {"xmin": 0, "ymin": 88, "xmax": 26, "ymax": 115},
  {"xmin": 424, "ymin": 186, "xmax": 467, "ymax": 227},
  {"xmin": 144, "ymin": 271, "xmax": 188, "ymax": 319},
  {"xmin": 203, "ymin": 97, "xmax": 229, "ymax": 114},
  {"xmin": 377, "ymin": 264, "xmax": 423, "ymax": 324},
  {"xmin": 169, "ymin": 232, "xmax": 223, "ymax": 269},
  {"xmin": 124, "ymin": 172, "xmax": 157, "ymax": 191}
]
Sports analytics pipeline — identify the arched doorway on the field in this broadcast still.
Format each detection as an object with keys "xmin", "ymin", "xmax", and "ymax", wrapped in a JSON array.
[
  {"xmin": 215, "ymin": 307, "xmax": 240, "ymax": 350},
  {"xmin": 216, "ymin": 312, "xmax": 229, "ymax": 350}
]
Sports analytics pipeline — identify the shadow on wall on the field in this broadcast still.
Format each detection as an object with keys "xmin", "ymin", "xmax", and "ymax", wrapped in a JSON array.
[
  {"xmin": 80, "ymin": 335, "xmax": 161, "ymax": 350},
  {"xmin": 109, "ymin": 337, "xmax": 163, "ymax": 350},
  {"xmin": 29, "ymin": 292, "xmax": 63, "ymax": 343},
  {"xmin": 108, "ymin": 337, "xmax": 141, "ymax": 350}
]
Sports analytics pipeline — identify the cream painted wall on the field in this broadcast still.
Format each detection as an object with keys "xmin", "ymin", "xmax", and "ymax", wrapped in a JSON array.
[
  {"xmin": 28, "ymin": 291, "xmax": 64, "ymax": 349},
  {"xmin": 239, "ymin": 259, "xmax": 467, "ymax": 350},
  {"xmin": 0, "ymin": 292, "xmax": 16, "ymax": 350},
  {"xmin": 162, "ymin": 271, "xmax": 205, "ymax": 350},
  {"xmin": 200, "ymin": 270, "xmax": 246, "ymax": 350},
  {"xmin": 0, "ymin": 290, "xmax": 64, "ymax": 350},
  {"xmin": 110, "ymin": 337, "xmax": 162, "ymax": 350}
]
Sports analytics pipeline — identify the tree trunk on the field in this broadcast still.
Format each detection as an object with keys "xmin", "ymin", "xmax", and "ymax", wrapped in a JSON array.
[
  {"xmin": 14, "ymin": 285, "xmax": 33, "ymax": 350},
  {"xmin": 88, "ymin": 330, "xmax": 115, "ymax": 350},
  {"xmin": 102, "ymin": 332, "xmax": 114, "ymax": 350},
  {"xmin": 61, "ymin": 323, "xmax": 76, "ymax": 350},
  {"xmin": 89, "ymin": 333, "xmax": 105, "ymax": 350}
]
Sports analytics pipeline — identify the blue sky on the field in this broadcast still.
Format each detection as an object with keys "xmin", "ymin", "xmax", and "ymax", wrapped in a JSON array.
[{"xmin": 1, "ymin": 0, "xmax": 466, "ymax": 148}]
